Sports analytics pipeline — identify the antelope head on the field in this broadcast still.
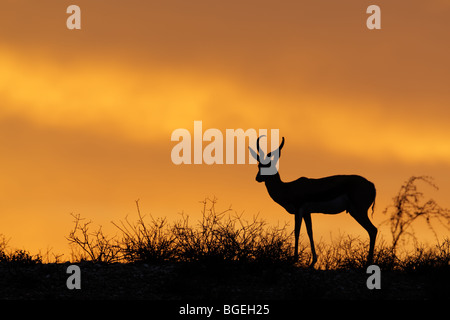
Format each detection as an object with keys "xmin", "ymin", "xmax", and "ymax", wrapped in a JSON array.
[{"xmin": 249, "ymin": 135, "xmax": 285, "ymax": 182}]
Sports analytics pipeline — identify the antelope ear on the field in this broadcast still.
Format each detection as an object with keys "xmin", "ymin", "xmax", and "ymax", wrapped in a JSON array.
[{"xmin": 248, "ymin": 147, "xmax": 259, "ymax": 162}]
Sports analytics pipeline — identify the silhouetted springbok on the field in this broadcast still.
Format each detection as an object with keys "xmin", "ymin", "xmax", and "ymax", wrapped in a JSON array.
[{"xmin": 249, "ymin": 136, "xmax": 377, "ymax": 267}]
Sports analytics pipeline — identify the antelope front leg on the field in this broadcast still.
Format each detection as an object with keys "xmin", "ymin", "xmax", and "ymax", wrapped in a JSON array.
[
  {"xmin": 303, "ymin": 213, "xmax": 317, "ymax": 268},
  {"xmin": 294, "ymin": 211, "xmax": 303, "ymax": 261}
]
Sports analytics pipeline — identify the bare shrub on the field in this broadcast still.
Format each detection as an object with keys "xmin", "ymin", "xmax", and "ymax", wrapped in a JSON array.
[
  {"xmin": 112, "ymin": 200, "xmax": 177, "ymax": 262},
  {"xmin": 382, "ymin": 176, "xmax": 450, "ymax": 253},
  {"xmin": 0, "ymin": 235, "xmax": 42, "ymax": 265},
  {"xmin": 172, "ymin": 198, "xmax": 294, "ymax": 263},
  {"xmin": 67, "ymin": 213, "xmax": 120, "ymax": 263}
]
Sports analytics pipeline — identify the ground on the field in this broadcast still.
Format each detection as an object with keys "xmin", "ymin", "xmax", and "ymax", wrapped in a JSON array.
[{"xmin": 0, "ymin": 261, "xmax": 448, "ymax": 300}]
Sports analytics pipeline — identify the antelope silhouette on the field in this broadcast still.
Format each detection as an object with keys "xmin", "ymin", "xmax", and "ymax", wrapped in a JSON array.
[{"xmin": 249, "ymin": 136, "xmax": 377, "ymax": 267}]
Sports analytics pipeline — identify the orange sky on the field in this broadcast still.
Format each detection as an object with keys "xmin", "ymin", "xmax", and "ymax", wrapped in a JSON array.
[{"xmin": 0, "ymin": 1, "xmax": 449, "ymax": 256}]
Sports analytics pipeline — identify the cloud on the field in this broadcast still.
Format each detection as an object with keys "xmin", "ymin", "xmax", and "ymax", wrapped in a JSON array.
[{"xmin": 1, "ymin": 42, "xmax": 450, "ymax": 167}]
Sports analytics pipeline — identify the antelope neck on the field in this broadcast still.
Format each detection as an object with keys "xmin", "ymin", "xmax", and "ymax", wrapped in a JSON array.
[{"xmin": 264, "ymin": 172, "xmax": 284, "ymax": 200}]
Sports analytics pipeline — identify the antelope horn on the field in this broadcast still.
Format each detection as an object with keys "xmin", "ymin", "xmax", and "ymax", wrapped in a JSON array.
[{"xmin": 267, "ymin": 137, "xmax": 285, "ymax": 157}]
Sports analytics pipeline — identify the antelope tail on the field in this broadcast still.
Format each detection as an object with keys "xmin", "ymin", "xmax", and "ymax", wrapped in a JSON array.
[{"xmin": 370, "ymin": 186, "xmax": 376, "ymax": 219}]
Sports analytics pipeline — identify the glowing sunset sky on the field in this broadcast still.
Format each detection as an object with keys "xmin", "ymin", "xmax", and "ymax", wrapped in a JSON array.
[{"xmin": 0, "ymin": 1, "xmax": 449, "ymax": 255}]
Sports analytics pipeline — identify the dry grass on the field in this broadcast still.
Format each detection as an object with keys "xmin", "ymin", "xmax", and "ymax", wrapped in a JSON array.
[
  {"xmin": 107, "ymin": 198, "xmax": 294, "ymax": 264},
  {"xmin": 63, "ymin": 198, "xmax": 450, "ymax": 272}
]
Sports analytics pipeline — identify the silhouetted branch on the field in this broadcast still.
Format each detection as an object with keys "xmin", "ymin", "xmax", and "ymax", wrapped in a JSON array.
[
  {"xmin": 382, "ymin": 176, "xmax": 450, "ymax": 253},
  {"xmin": 67, "ymin": 213, "xmax": 120, "ymax": 263}
]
